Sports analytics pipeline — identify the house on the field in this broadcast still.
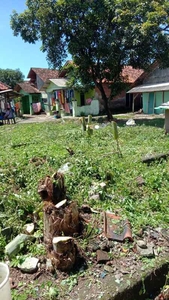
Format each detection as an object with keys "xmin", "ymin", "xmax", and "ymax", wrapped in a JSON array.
[
  {"xmin": 15, "ymin": 63, "xmax": 144, "ymax": 116},
  {"xmin": 60, "ymin": 62, "xmax": 145, "ymax": 114},
  {"xmin": 14, "ymin": 81, "xmax": 42, "ymax": 114},
  {"xmin": 0, "ymin": 81, "xmax": 18, "ymax": 105},
  {"xmin": 95, "ymin": 66, "xmax": 144, "ymax": 113},
  {"xmin": 0, "ymin": 81, "xmax": 9, "ymax": 91},
  {"xmin": 127, "ymin": 63, "xmax": 169, "ymax": 114},
  {"xmin": 40, "ymin": 77, "xmax": 99, "ymax": 117},
  {"xmin": 0, "ymin": 81, "xmax": 19, "ymax": 123},
  {"xmin": 14, "ymin": 68, "xmax": 59, "ymax": 114}
]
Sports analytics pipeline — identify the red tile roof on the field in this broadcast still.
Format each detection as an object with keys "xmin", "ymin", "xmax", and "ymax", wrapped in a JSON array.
[
  {"xmin": 121, "ymin": 66, "xmax": 144, "ymax": 83},
  {"xmin": 27, "ymin": 68, "xmax": 59, "ymax": 82},
  {"xmin": 14, "ymin": 82, "xmax": 40, "ymax": 94},
  {"xmin": 0, "ymin": 81, "xmax": 10, "ymax": 91}
]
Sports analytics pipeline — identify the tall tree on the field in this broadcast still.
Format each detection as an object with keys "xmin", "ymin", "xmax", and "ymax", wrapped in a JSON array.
[
  {"xmin": 0, "ymin": 69, "xmax": 24, "ymax": 89},
  {"xmin": 10, "ymin": 0, "xmax": 169, "ymax": 119}
]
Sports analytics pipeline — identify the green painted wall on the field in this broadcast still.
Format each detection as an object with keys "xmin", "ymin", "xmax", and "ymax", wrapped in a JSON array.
[
  {"xmin": 22, "ymin": 95, "xmax": 30, "ymax": 114},
  {"xmin": 143, "ymin": 91, "xmax": 165, "ymax": 114},
  {"xmin": 21, "ymin": 94, "xmax": 41, "ymax": 114},
  {"xmin": 46, "ymin": 82, "xmax": 58, "ymax": 93},
  {"xmin": 164, "ymin": 91, "xmax": 169, "ymax": 103},
  {"xmin": 74, "ymin": 89, "xmax": 95, "ymax": 106},
  {"xmin": 143, "ymin": 93, "xmax": 149, "ymax": 114},
  {"xmin": 155, "ymin": 92, "xmax": 163, "ymax": 114}
]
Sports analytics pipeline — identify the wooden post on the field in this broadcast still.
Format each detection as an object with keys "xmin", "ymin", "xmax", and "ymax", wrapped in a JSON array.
[
  {"xmin": 165, "ymin": 109, "xmax": 169, "ymax": 134},
  {"xmin": 132, "ymin": 94, "xmax": 137, "ymax": 112}
]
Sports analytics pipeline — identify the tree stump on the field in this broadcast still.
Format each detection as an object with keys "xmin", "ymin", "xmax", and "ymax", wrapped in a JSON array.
[
  {"xmin": 38, "ymin": 172, "xmax": 80, "ymax": 271},
  {"xmin": 50, "ymin": 236, "xmax": 76, "ymax": 271},
  {"xmin": 38, "ymin": 172, "xmax": 66, "ymax": 205}
]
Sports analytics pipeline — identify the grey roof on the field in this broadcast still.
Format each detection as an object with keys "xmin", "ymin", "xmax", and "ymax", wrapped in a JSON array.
[
  {"xmin": 0, "ymin": 89, "xmax": 13, "ymax": 94},
  {"xmin": 50, "ymin": 78, "xmax": 68, "ymax": 87},
  {"xmin": 127, "ymin": 82, "xmax": 169, "ymax": 94},
  {"xmin": 40, "ymin": 78, "xmax": 68, "ymax": 90}
]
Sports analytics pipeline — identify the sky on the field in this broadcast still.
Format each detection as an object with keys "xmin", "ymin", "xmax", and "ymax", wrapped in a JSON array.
[{"xmin": 0, "ymin": 1, "xmax": 50, "ymax": 79}]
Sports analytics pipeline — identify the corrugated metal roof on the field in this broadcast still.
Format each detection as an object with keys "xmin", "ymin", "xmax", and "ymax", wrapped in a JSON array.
[
  {"xmin": 0, "ymin": 89, "xmax": 13, "ymax": 94},
  {"xmin": 127, "ymin": 82, "xmax": 169, "ymax": 93},
  {"xmin": 49, "ymin": 78, "xmax": 68, "ymax": 87},
  {"xmin": 40, "ymin": 78, "xmax": 68, "ymax": 90}
]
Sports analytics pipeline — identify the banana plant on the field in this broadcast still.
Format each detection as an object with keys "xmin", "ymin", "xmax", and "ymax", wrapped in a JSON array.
[
  {"xmin": 112, "ymin": 121, "xmax": 122, "ymax": 157},
  {"xmin": 80, "ymin": 116, "xmax": 86, "ymax": 131}
]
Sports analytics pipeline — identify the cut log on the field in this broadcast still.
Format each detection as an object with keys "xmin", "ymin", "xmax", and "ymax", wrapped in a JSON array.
[
  {"xmin": 50, "ymin": 236, "xmax": 76, "ymax": 271},
  {"xmin": 53, "ymin": 236, "xmax": 73, "ymax": 253},
  {"xmin": 43, "ymin": 201, "xmax": 79, "ymax": 244},
  {"xmin": 142, "ymin": 153, "xmax": 169, "ymax": 164}
]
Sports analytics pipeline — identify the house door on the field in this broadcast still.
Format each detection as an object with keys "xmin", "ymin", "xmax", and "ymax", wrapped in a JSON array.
[
  {"xmin": 22, "ymin": 96, "xmax": 30, "ymax": 114},
  {"xmin": 148, "ymin": 93, "xmax": 154, "ymax": 114}
]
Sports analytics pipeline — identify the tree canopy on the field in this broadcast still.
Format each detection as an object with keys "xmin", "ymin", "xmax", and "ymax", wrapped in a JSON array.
[
  {"xmin": 10, "ymin": 0, "xmax": 169, "ymax": 119},
  {"xmin": 0, "ymin": 68, "xmax": 24, "ymax": 89}
]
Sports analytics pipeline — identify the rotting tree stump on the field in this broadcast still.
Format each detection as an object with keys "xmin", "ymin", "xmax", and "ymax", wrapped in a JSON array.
[
  {"xmin": 38, "ymin": 172, "xmax": 66, "ymax": 205},
  {"xmin": 43, "ymin": 200, "xmax": 79, "ymax": 245},
  {"xmin": 38, "ymin": 172, "xmax": 80, "ymax": 271}
]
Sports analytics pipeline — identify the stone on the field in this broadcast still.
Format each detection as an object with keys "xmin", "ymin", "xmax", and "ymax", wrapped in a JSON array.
[
  {"xmin": 18, "ymin": 257, "xmax": 39, "ymax": 273},
  {"xmin": 97, "ymin": 250, "xmax": 109, "ymax": 264},
  {"xmin": 100, "ymin": 241, "xmax": 110, "ymax": 251},
  {"xmin": 89, "ymin": 241, "xmax": 100, "ymax": 252},
  {"xmin": 104, "ymin": 265, "xmax": 115, "ymax": 273},
  {"xmin": 5, "ymin": 234, "xmax": 34, "ymax": 258},
  {"xmin": 58, "ymin": 162, "xmax": 71, "ymax": 174},
  {"xmin": 23, "ymin": 223, "xmax": 35, "ymax": 235},
  {"xmin": 99, "ymin": 182, "xmax": 107, "ymax": 189},
  {"xmin": 90, "ymin": 194, "xmax": 100, "ymax": 201},
  {"xmin": 137, "ymin": 244, "xmax": 154, "ymax": 257},
  {"xmin": 137, "ymin": 240, "xmax": 147, "ymax": 249}
]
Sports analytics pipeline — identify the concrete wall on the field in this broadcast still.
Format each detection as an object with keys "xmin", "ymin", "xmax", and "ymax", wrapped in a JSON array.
[{"xmin": 72, "ymin": 99, "xmax": 99, "ymax": 117}]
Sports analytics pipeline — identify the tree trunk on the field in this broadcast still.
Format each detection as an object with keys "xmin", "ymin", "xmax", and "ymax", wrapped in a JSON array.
[{"xmin": 97, "ymin": 82, "xmax": 113, "ymax": 121}]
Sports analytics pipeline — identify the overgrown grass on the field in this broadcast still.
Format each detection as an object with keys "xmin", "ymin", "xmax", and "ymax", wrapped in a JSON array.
[{"xmin": 0, "ymin": 117, "xmax": 169, "ymax": 255}]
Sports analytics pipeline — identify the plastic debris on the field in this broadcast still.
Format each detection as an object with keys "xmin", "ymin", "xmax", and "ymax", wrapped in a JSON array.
[{"xmin": 126, "ymin": 119, "xmax": 136, "ymax": 126}]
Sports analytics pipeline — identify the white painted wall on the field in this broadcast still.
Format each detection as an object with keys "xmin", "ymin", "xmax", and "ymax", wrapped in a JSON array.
[{"xmin": 72, "ymin": 99, "xmax": 99, "ymax": 117}]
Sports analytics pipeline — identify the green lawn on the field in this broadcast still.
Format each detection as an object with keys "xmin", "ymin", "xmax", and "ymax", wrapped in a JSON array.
[{"xmin": 0, "ymin": 118, "xmax": 169, "ymax": 238}]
